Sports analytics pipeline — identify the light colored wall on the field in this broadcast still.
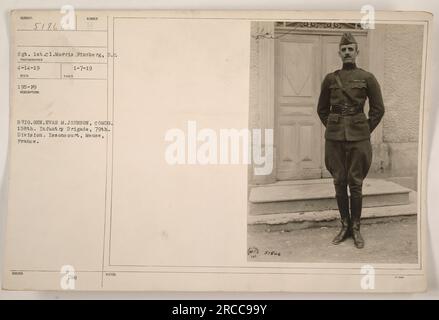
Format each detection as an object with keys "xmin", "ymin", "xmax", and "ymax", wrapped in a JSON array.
[
  {"xmin": 249, "ymin": 22, "xmax": 259, "ymax": 133},
  {"xmin": 248, "ymin": 22, "xmax": 276, "ymax": 185},
  {"xmin": 248, "ymin": 22, "xmax": 259, "ymax": 185},
  {"xmin": 383, "ymin": 24, "xmax": 423, "ymax": 143},
  {"xmin": 381, "ymin": 24, "xmax": 424, "ymax": 189}
]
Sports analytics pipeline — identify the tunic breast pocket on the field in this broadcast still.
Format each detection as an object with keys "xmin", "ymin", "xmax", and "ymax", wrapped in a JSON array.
[
  {"xmin": 329, "ymin": 84, "xmax": 341, "ymax": 94},
  {"xmin": 348, "ymin": 81, "xmax": 367, "ymax": 95}
]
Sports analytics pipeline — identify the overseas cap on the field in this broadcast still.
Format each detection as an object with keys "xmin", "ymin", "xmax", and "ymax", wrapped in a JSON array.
[{"xmin": 339, "ymin": 32, "xmax": 358, "ymax": 46}]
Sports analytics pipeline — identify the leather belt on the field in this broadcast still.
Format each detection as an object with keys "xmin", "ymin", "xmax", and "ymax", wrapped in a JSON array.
[{"xmin": 330, "ymin": 104, "xmax": 363, "ymax": 116}]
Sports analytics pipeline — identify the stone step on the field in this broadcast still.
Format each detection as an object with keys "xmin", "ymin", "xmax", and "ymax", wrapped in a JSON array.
[
  {"xmin": 248, "ymin": 191, "xmax": 417, "ymax": 231},
  {"xmin": 249, "ymin": 178, "xmax": 411, "ymax": 215}
]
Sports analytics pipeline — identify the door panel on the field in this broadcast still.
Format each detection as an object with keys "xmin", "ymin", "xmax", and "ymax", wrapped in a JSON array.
[{"xmin": 275, "ymin": 35, "xmax": 322, "ymax": 180}]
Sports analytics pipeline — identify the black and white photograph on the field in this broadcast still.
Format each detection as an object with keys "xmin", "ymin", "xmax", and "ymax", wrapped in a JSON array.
[
  {"xmin": 0, "ymin": 8, "xmax": 434, "ymax": 294},
  {"xmin": 247, "ymin": 21, "xmax": 425, "ymax": 264}
]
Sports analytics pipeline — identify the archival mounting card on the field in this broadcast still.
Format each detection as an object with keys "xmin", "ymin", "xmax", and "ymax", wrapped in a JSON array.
[{"xmin": 2, "ymin": 10, "xmax": 432, "ymax": 292}]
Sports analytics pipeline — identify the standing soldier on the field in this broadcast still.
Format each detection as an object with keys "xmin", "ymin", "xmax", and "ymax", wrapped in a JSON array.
[{"xmin": 317, "ymin": 32, "xmax": 385, "ymax": 249}]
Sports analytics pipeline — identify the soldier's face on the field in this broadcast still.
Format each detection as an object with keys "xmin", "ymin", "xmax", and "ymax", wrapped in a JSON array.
[{"xmin": 338, "ymin": 44, "xmax": 359, "ymax": 64}]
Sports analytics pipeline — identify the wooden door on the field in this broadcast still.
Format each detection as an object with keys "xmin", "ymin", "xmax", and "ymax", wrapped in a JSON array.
[{"xmin": 275, "ymin": 34, "xmax": 322, "ymax": 180}]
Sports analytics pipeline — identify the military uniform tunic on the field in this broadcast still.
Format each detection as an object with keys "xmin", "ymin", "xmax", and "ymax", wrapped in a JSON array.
[{"xmin": 317, "ymin": 64, "xmax": 385, "ymax": 197}]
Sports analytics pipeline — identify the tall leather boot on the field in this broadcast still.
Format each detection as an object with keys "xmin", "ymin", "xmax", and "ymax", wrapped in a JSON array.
[
  {"xmin": 351, "ymin": 196, "xmax": 364, "ymax": 249},
  {"xmin": 332, "ymin": 196, "xmax": 351, "ymax": 245}
]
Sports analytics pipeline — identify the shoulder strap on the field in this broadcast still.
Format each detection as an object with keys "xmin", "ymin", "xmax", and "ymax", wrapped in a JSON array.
[
  {"xmin": 334, "ymin": 71, "xmax": 344, "ymax": 89},
  {"xmin": 334, "ymin": 71, "xmax": 357, "ymax": 104}
]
